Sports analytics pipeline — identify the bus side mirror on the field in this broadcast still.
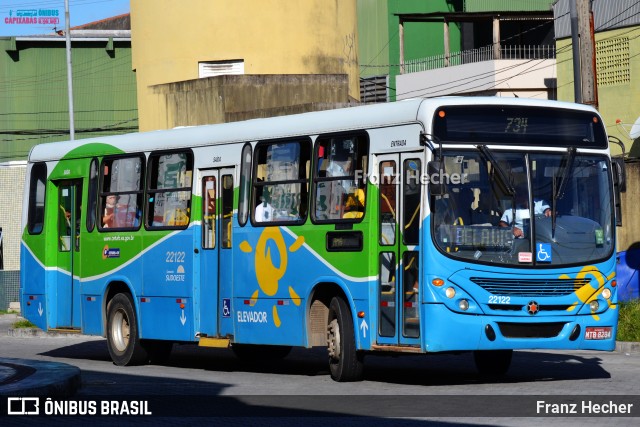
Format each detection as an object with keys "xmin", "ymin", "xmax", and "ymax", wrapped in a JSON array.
[
  {"xmin": 612, "ymin": 157, "xmax": 625, "ymax": 227},
  {"xmin": 612, "ymin": 157, "xmax": 626, "ymax": 193},
  {"xmin": 428, "ymin": 160, "xmax": 444, "ymax": 197}
]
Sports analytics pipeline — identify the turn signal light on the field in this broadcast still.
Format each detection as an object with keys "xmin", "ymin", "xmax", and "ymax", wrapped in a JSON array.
[{"xmin": 432, "ymin": 278, "xmax": 445, "ymax": 287}]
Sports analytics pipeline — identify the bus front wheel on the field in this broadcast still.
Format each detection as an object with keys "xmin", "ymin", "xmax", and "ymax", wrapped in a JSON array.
[
  {"xmin": 327, "ymin": 296, "xmax": 364, "ymax": 382},
  {"xmin": 106, "ymin": 293, "xmax": 148, "ymax": 366},
  {"xmin": 473, "ymin": 349, "xmax": 513, "ymax": 376}
]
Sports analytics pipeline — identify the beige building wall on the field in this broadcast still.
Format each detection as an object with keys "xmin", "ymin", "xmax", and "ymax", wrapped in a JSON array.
[
  {"xmin": 0, "ymin": 163, "xmax": 26, "ymax": 270},
  {"xmin": 131, "ymin": 0, "xmax": 359, "ymax": 131}
]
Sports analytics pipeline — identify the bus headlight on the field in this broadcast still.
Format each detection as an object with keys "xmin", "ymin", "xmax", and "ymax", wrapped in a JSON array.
[
  {"xmin": 458, "ymin": 299, "xmax": 469, "ymax": 311},
  {"xmin": 589, "ymin": 300, "xmax": 600, "ymax": 312},
  {"xmin": 445, "ymin": 287, "xmax": 456, "ymax": 299},
  {"xmin": 602, "ymin": 288, "xmax": 611, "ymax": 300}
]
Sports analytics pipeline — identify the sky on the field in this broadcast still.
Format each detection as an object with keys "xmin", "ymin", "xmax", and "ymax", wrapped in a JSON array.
[{"xmin": 0, "ymin": 0, "xmax": 130, "ymax": 36}]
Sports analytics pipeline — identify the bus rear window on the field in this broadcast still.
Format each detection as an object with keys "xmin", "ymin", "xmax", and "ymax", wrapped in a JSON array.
[{"xmin": 27, "ymin": 162, "xmax": 47, "ymax": 234}]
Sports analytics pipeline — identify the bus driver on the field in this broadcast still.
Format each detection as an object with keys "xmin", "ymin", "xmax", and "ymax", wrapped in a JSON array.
[{"xmin": 499, "ymin": 190, "xmax": 551, "ymax": 238}]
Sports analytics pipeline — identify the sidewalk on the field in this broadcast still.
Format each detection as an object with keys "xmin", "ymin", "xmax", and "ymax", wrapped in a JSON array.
[
  {"xmin": 0, "ymin": 357, "xmax": 81, "ymax": 397},
  {"xmin": 0, "ymin": 314, "xmax": 81, "ymax": 397}
]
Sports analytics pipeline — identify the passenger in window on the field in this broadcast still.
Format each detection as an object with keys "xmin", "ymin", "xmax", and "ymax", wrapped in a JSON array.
[
  {"xmin": 343, "ymin": 188, "xmax": 365, "ymax": 219},
  {"xmin": 327, "ymin": 157, "xmax": 354, "ymax": 193},
  {"xmin": 469, "ymin": 190, "xmax": 502, "ymax": 226},
  {"xmin": 102, "ymin": 195, "xmax": 116, "ymax": 228},
  {"xmin": 255, "ymin": 189, "xmax": 274, "ymax": 222}
]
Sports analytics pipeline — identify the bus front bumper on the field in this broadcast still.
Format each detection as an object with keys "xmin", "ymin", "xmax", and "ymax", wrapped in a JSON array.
[{"xmin": 422, "ymin": 303, "xmax": 617, "ymax": 353}]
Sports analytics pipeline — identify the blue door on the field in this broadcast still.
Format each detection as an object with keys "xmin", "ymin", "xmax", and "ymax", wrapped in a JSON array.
[
  {"xmin": 198, "ymin": 168, "xmax": 234, "ymax": 337},
  {"xmin": 376, "ymin": 153, "xmax": 422, "ymax": 347}
]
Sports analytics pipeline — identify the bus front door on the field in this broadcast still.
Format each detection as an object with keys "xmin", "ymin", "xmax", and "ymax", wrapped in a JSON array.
[
  {"xmin": 54, "ymin": 180, "xmax": 83, "ymax": 329},
  {"xmin": 198, "ymin": 168, "xmax": 235, "ymax": 338},
  {"xmin": 376, "ymin": 153, "xmax": 422, "ymax": 347}
]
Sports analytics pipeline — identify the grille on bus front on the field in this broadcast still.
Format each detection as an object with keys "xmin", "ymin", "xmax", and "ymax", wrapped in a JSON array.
[{"xmin": 470, "ymin": 277, "xmax": 591, "ymax": 297}]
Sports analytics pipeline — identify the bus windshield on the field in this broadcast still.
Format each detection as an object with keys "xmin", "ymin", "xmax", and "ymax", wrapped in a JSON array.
[{"xmin": 432, "ymin": 149, "xmax": 614, "ymax": 267}]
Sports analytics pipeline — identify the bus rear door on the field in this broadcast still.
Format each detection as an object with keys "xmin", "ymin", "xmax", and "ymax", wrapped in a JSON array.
[
  {"xmin": 198, "ymin": 168, "xmax": 235, "ymax": 338},
  {"xmin": 53, "ymin": 179, "xmax": 83, "ymax": 329},
  {"xmin": 375, "ymin": 153, "xmax": 422, "ymax": 347}
]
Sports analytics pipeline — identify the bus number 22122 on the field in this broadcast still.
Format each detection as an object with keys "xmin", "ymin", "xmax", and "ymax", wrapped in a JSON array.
[{"xmin": 166, "ymin": 251, "xmax": 186, "ymax": 263}]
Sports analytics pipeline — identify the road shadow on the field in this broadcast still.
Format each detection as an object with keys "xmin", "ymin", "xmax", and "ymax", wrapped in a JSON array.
[{"xmin": 40, "ymin": 340, "xmax": 611, "ymax": 386}]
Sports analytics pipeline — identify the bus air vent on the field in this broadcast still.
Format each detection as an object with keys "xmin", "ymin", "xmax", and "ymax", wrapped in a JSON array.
[
  {"xmin": 497, "ymin": 322, "xmax": 566, "ymax": 338},
  {"xmin": 470, "ymin": 277, "xmax": 590, "ymax": 297}
]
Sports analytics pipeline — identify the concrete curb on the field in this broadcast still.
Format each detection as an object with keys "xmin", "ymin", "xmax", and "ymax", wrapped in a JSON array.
[
  {"xmin": 0, "ymin": 357, "xmax": 81, "ymax": 397},
  {"xmin": 615, "ymin": 341, "xmax": 640, "ymax": 354},
  {"xmin": 7, "ymin": 328, "xmax": 88, "ymax": 338}
]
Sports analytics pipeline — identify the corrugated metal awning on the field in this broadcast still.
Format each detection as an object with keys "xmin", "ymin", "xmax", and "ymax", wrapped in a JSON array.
[{"xmin": 554, "ymin": 0, "xmax": 640, "ymax": 39}]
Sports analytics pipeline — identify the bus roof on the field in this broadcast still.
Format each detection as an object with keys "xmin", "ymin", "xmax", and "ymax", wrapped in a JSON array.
[{"xmin": 28, "ymin": 97, "xmax": 599, "ymax": 162}]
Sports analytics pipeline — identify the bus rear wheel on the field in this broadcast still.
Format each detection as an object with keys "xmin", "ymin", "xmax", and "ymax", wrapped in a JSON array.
[
  {"xmin": 473, "ymin": 349, "xmax": 513, "ymax": 376},
  {"xmin": 327, "ymin": 296, "xmax": 364, "ymax": 382},
  {"xmin": 106, "ymin": 293, "xmax": 148, "ymax": 366}
]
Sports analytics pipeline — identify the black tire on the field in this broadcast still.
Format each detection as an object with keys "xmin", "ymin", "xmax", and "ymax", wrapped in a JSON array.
[
  {"xmin": 473, "ymin": 349, "xmax": 513, "ymax": 376},
  {"xmin": 142, "ymin": 339, "xmax": 173, "ymax": 364},
  {"xmin": 327, "ymin": 296, "xmax": 364, "ymax": 382},
  {"xmin": 106, "ymin": 293, "xmax": 148, "ymax": 366},
  {"xmin": 232, "ymin": 344, "xmax": 292, "ymax": 361}
]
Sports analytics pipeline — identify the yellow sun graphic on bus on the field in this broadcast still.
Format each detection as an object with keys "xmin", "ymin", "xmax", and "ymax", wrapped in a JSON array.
[
  {"xmin": 240, "ymin": 227, "xmax": 305, "ymax": 327},
  {"xmin": 563, "ymin": 266, "xmax": 616, "ymax": 320}
]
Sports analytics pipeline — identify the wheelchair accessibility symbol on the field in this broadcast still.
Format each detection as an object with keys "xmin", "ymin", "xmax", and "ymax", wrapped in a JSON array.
[
  {"xmin": 536, "ymin": 243, "xmax": 552, "ymax": 262},
  {"xmin": 222, "ymin": 298, "xmax": 231, "ymax": 318}
]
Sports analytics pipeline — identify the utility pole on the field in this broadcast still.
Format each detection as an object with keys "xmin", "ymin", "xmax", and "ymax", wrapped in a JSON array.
[
  {"xmin": 64, "ymin": 0, "xmax": 75, "ymax": 140},
  {"xmin": 570, "ymin": 0, "xmax": 598, "ymax": 108}
]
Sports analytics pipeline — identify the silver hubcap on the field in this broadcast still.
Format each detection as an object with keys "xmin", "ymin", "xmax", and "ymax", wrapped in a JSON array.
[{"xmin": 111, "ymin": 308, "xmax": 130, "ymax": 352}]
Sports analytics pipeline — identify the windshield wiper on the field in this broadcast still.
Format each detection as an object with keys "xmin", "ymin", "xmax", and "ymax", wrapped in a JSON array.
[
  {"xmin": 476, "ymin": 145, "xmax": 515, "ymax": 197},
  {"xmin": 555, "ymin": 147, "xmax": 576, "ymax": 201},
  {"xmin": 552, "ymin": 147, "xmax": 576, "ymax": 239}
]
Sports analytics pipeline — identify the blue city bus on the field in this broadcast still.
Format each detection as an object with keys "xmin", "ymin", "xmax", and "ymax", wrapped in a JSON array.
[{"xmin": 21, "ymin": 97, "xmax": 622, "ymax": 381}]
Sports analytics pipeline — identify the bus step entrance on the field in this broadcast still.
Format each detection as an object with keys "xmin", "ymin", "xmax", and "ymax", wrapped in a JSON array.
[{"xmin": 198, "ymin": 337, "xmax": 231, "ymax": 348}]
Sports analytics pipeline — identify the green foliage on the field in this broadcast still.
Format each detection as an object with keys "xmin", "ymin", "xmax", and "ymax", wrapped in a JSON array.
[
  {"xmin": 12, "ymin": 319, "xmax": 36, "ymax": 329},
  {"xmin": 617, "ymin": 299, "xmax": 640, "ymax": 342}
]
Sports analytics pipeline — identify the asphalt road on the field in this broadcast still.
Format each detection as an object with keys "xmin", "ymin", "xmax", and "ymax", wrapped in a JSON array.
[{"xmin": 0, "ymin": 313, "xmax": 638, "ymax": 426}]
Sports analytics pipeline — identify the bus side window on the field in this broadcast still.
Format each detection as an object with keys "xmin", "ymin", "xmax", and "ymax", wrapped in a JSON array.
[
  {"xmin": 252, "ymin": 139, "xmax": 310, "ymax": 225},
  {"xmin": 313, "ymin": 133, "xmax": 368, "ymax": 223},
  {"xmin": 99, "ymin": 155, "xmax": 145, "ymax": 231},
  {"xmin": 146, "ymin": 151, "xmax": 193, "ymax": 228},
  {"xmin": 87, "ymin": 158, "xmax": 99, "ymax": 232},
  {"xmin": 238, "ymin": 143, "xmax": 252, "ymax": 227},
  {"xmin": 221, "ymin": 174, "xmax": 233, "ymax": 248}
]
